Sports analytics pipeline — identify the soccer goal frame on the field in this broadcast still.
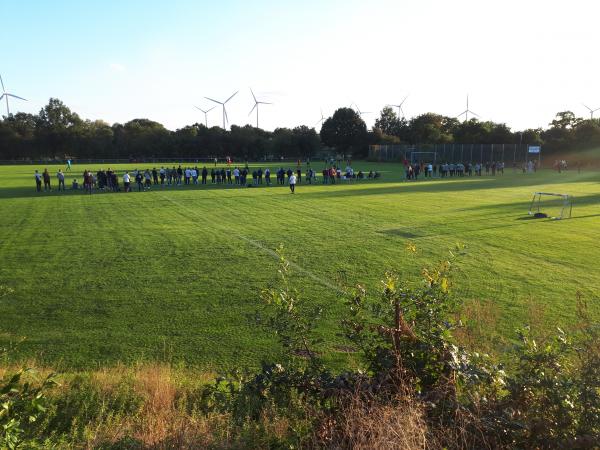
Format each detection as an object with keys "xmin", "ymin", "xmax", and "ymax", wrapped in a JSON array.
[
  {"xmin": 410, "ymin": 152, "xmax": 437, "ymax": 164},
  {"xmin": 528, "ymin": 192, "xmax": 573, "ymax": 220}
]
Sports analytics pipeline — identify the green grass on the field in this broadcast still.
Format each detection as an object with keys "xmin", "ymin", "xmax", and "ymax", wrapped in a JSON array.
[{"xmin": 0, "ymin": 161, "xmax": 598, "ymax": 370}]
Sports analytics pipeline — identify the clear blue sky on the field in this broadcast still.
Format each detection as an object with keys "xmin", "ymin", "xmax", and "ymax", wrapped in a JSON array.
[{"xmin": 3, "ymin": 0, "xmax": 599, "ymax": 131}]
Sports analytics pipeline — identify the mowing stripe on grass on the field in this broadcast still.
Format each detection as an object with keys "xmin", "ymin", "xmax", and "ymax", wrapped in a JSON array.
[{"xmin": 159, "ymin": 194, "xmax": 342, "ymax": 292}]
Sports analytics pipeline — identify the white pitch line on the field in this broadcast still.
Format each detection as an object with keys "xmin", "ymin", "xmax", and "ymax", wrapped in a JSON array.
[{"xmin": 160, "ymin": 193, "xmax": 341, "ymax": 292}]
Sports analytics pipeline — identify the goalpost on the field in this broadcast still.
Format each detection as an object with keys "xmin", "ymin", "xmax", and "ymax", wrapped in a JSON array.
[
  {"xmin": 410, "ymin": 152, "xmax": 437, "ymax": 164},
  {"xmin": 528, "ymin": 192, "xmax": 573, "ymax": 220}
]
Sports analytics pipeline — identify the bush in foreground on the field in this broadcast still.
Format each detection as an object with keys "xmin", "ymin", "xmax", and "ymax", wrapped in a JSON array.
[{"xmin": 1, "ymin": 249, "xmax": 599, "ymax": 448}]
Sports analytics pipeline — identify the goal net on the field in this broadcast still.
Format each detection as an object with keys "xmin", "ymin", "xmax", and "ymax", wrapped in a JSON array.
[
  {"xmin": 410, "ymin": 152, "xmax": 437, "ymax": 164},
  {"xmin": 528, "ymin": 192, "xmax": 573, "ymax": 220}
]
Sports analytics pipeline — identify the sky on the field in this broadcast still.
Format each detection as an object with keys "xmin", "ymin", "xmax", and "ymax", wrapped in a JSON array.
[{"xmin": 2, "ymin": 0, "xmax": 599, "ymax": 131}]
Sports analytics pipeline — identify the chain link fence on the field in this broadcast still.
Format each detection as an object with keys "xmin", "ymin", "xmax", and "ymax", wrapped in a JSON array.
[{"xmin": 369, "ymin": 144, "xmax": 541, "ymax": 165}]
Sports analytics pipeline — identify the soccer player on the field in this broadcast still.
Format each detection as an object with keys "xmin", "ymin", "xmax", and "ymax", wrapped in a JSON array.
[{"xmin": 289, "ymin": 173, "xmax": 297, "ymax": 193}]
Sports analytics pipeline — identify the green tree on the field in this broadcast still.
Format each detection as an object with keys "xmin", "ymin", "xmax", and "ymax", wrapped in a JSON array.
[
  {"xmin": 320, "ymin": 107, "xmax": 368, "ymax": 157},
  {"xmin": 291, "ymin": 125, "xmax": 320, "ymax": 158},
  {"xmin": 408, "ymin": 113, "xmax": 455, "ymax": 144},
  {"xmin": 374, "ymin": 106, "xmax": 404, "ymax": 137},
  {"xmin": 35, "ymin": 98, "xmax": 82, "ymax": 157}
]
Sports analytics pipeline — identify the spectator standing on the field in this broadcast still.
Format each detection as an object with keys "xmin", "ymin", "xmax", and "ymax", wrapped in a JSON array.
[
  {"xmin": 123, "ymin": 172, "xmax": 131, "ymax": 192},
  {"xmin": 34, "ymin": 170, "xmax": 42, "ymax": 192},
  {"xmin": 43, "ymin": 168, "xmax": 52, "ymax": 191},
  {"xmin": 135, "ymin": 171, "xmax": 144, "ymax": 191},
  {"xmin": 57, "ymin": 169, "xmax": 65, "ymax": 191}
]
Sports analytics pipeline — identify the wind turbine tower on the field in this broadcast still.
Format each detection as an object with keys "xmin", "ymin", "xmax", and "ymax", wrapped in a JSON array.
[
  {"xmin": 457, "ymin": 95, "xmax": 479, "ymax": 122},
  {"xmin": 248, "ymin": 88, "xmax": 272, "ymax": 128},
  {"xmin": 389, "ymin": 95, "xmax": 408, "ymax": 119},
  {"xmin": 315, "ymin": 108, "xmax": 325, "ymax": 128},
  {"xmin": 205, "ymin": 91, "xmax": 238, "ymax": 130},
  {"xmin": 0, "ymin": 74, "xmax": 27, "ymax": 116},
  {"xmin": 583, "ymin": 103, "xmax": 600, "ymax": 120},
  {"xmin": 194, "ymin": 105, "xmax": 216, "ymax": 127}
]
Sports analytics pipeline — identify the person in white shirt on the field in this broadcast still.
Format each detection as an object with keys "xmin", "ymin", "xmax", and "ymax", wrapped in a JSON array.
[
  {"xmin": 289, "ymin": 174, "xmax": 297, "ymax": 193},
  {"xmin": 56, "ymin": 169, "xmax": 66, "ymax": 191},
  {"xmin": 34, "ymin": 170, "xmax": 42, "ymax": 192},
  {"xmin": 123, "ymin": 172, "xmax": 131, "ymax": 192}
]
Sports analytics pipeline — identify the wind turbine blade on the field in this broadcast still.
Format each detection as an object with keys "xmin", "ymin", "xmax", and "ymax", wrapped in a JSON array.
[
  {"xmin": 207, "ymin": 106, "xmax": 216, "ymax": 113},
  {"xmin": 583, "ymin": 103, "xmax": 591, "ymax": 111},
  {"xmin": 0, "ymin": 94, "xmax": 4, "ymax": 101},
  {"xmin": 225, "ymin": 90, "xmax": 238, "ymax": 104},
  {"xmin": 470, "ymin": 111, "xmax": 480, "ymax": 118},
  {"xmin": 250, "ymin": 88, "xmax": 257, "ymax": 103},
  {"xmin": 0, "ymin": 75, "xmax": 4, "ymax": 93},
  {"xmin": 249, "ymin": 103, "xmax": 257, "ymax": 116},
  {"xmin": 7, "ymin": 94, "xmax": 27, "ymax": 101},
  {"xmin": 194, "ymin": 106, "xmax": 205, "ymax": 113},
  {"xmin": 400, "ymin": 95, "xmax": 408, "ymax": 105},
  {"xmin": 224, "ymin": 107, "xmax": 229, "ymax": 125},
  {"xmin": 594, "ymin": 107, "xmax": 600, "ymax": 113},
  {"xmin": 205, "ymin": 97, "xmax": 222, "ymax": 104},
  {"xmin": 258, "ymin": 101, "xmax": 272, "ymax": 105}
]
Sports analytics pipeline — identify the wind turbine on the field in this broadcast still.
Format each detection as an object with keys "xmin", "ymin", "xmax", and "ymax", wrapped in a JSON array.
[
  {"xmin": 248, "ymin": 88, "xmax": 272, "ymax": 128},
  {"xmin": 194, "ymin": 105, "xmax": 216, "ymax": 127},
  {"xmin": 389, "ymin": 95, "xmax": 408, "ymax": 119},
  {"xmin": 205, "ymin": 91, "xmax": 238, "ymax": 130},
  {"xmin": 351, "ymin": 103, "xmax": 372, "ymax": 118},
  {"xmin": 583, "ymin": 103, "xmax": 600, "ymax": 120},
  {"xmin": 315, "ymin": 108, "xmax": 326, "ymax": 127},
  {"xmin": 0, "ymin": 74, "xmax": 27, "ymax": 116},
  {"xmin": 457, "ymin": 95, "xmax": 479, "ymax": 122}
]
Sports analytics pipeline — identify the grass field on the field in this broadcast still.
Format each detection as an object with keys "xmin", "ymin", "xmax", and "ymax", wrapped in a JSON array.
[{"xmin": 0, "ymin": 161, "xmax": 598, "ymax": 371}]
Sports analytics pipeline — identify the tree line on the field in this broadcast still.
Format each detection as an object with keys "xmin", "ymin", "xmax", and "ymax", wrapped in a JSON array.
[{"xmin": 0, "ymin": 98, "xmax": 597, "ymax": 160}]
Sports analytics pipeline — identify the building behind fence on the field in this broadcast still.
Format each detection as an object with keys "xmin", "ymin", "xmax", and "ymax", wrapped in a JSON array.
[{"xmin": 369, "ymin": 143, "xmax": 542, "ymax": 165}]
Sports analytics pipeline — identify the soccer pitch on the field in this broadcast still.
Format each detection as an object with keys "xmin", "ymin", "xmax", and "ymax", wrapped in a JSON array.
[{"xmin": 0, "ymin": 162, "xmax": 598, "ymax": 370}]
